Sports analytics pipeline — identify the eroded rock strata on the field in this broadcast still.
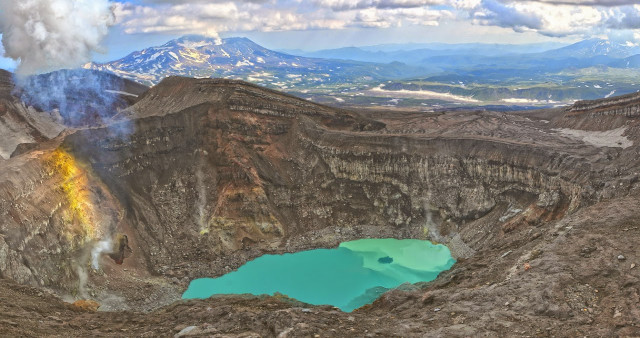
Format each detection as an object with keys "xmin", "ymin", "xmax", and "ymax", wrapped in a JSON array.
[{"xmin": 1, "ymin": 76, "xmax": 639, "ymax": 336}]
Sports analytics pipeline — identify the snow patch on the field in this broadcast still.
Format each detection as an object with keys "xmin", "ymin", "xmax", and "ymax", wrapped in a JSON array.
[
  {"xmin": 369, "ymin": 85, "xmax": 480, "ymax": 103},
  {"xmin": 501, "ymin": 98, "xmax": 558, "ymax": 104},
  {"xmin": 178, "ymin": 40, "xmax": 211, "ymax": 49},
  {"xmin": 235, "ymin": 59, "xmax": 254, "ymax": 67},
  {"xmin": 554, "ymin": 127, "xmax": 633, "ymax": 149},
  {"xmin": 105, "ymin": 90, "xmax": 138, "ymax": 98}
]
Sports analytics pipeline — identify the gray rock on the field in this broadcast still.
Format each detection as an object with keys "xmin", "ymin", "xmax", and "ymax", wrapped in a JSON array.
[{"xmin": 174, "ymin": 325, "xmax": 197, "ymax": 337}]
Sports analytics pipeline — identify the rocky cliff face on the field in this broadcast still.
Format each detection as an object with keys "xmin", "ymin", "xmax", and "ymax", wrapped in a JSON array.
[
  {"xmin": 0, "ymin": 142, "xmax": 122, "ymax": 291},
  {"xmin": 49, "ymin": 77, "xmax": 619, "ymax": 287},
  {"xmin": 2, "ymin": 76, "xmax": 640, "ymax": 336},
  {"xmin": 0, "ymin": 70, "xmax": 150, "ymax": 299},
  {"xmin": 0, "ymin": 70, "xmax": 65, "ymax": 159},
  {"xmin": 0, "ymin": 69, "xmax": 149, "ymax": 159},
  {"xmin": 554, "ymin": 91, "xmax": 640, "ymax": 130},
  {"xmin": 569, "ymin": 91, "xmax": 640, "ymax": 114}
]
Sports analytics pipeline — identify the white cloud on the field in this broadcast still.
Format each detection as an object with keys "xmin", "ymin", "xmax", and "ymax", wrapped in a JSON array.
[
  {"xmin": 451, "ymin": 0, "xmax": 482, "ymax": 9},
  {"xmin": 396, "ymin": 7, "xmax": 455, "ymax": 26},
  {"xmin": 113, "ymin": 0, "xmax": 454, "ymax": 37},
  {"xmin": 603, "ymin": 4, "xmax": 640, "ymax": 29},
  {"xmin": 511, "ymin": 0, "xmax": 640, "ymax": 6},
  {"xmin": 314, "ymin": 0, "xmax": 447, "ymax": 11},
  {"xmin": 468, "ymin": 0, "xmax": 617, "ymax": 37},
  {"xmin": 353, "ymin": 8, "xmax": 394, "ymax": 28},
  {"xmin": 110, "ymin": 0, "xmax": 640, "ymax": 41}
]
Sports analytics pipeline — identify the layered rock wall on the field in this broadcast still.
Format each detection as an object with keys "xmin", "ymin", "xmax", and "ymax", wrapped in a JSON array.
[{"xmin": 63, "ymin": 84, "xmax": 593, "ymax": 279}]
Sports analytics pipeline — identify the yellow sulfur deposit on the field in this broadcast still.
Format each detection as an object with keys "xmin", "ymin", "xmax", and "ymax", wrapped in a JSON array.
[{"xmin": 46, "ymin": 148, "xmax": 96, "ymax": 241}]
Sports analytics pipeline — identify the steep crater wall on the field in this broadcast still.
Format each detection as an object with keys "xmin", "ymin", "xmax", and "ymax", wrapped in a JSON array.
[
  {"xmin": 64, "ymin": 99, "xmax": 594, "ymax": 281},
  {"xmin": 0, "ymin": 146, "xmax": 122, "ymax": 293},
  {"xmin": 555, "ymin": 92, "xmax": 640, "ymax": 131}
]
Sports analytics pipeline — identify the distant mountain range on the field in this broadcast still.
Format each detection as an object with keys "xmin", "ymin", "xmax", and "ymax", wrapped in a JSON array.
[
  {"xmin": 87, "ymin": 36, "xmax": 640, "ymax": 87},
  {"xmin": 84, "ymin": 35, "xmax": 640, "ymax": 110},
  {"xmin": 86, "ymin": 35, "xmax": 425, "ymax": 87},
  {"xmin": 283, "ymin": 42, "xmax": 566, "ymax": 64},
  {"xmin": 284, "ymin": 39, "xmax": 640, "ymax": 65},
  {"xmin": 541, "ymin": 38, "xmax": 640, "ymax": 59}
]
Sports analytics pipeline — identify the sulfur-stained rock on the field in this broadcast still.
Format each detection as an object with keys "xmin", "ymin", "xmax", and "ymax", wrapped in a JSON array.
[{"xmin": 72, "ymin": 300, "xmax": 100, "ymax": 312}]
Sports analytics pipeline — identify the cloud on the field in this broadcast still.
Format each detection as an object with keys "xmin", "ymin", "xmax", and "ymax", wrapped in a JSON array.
[
  {"xmin": 466, "ymin": 0, "xmax": 613, "ymax": 37},
  {"xmin": 113, "ymin": 2, "xmax": 237, "ymax": 38},
  {"xmin": 113, "ymin": 0, "xmax": 455, "ymax": 37},
  {"xmin": 110, "ymin": 0, "xmax": 640, "ymax": 41},
  {"xmin": 314, "ymin": 0, "xmax": 446, "ymax": 11},
  {"xmin": 113, "ymin": 2, "xmax": 347, "ymax": 36},
  {"xmin": 450, "ymin": 0, "xmax": 482, "ymax": 9},
  {"xmin": 140, "ymin": 0, "xmax": 267, "ymax": 3},
  {"xmin": 507, "ymin": 0, "xmax": 640, "ymax": 6},
  {"xmin": 604, "ymin": 4, "xmax": 640, "ymax": 29},
  {"xmin": 474, "ymin": 0, "xmax": 543, "ymax": 31}
]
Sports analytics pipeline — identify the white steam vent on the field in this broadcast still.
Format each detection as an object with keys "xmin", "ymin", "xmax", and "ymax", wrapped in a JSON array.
[{"xmin": 91, "ymin": 239, "xmax": 112, "ymax": 270}]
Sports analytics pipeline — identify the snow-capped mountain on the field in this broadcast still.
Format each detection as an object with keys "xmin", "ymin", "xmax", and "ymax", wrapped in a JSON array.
[
  {"xmin": 86, "ymin": 35, "xmax": 423, "ymax": 87},
  {"xmin": 543, "ymin": 38, "xmax": 640, "ymax": 59}
]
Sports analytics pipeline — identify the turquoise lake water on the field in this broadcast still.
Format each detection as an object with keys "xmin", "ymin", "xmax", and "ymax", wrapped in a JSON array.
[{"xmin": 182, "ymin": 238, "xmax": 455, "ymax": 312}]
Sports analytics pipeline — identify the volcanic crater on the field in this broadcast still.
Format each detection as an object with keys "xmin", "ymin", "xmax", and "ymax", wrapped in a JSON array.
[{"xmin": 1, "ymin": 72, "xmax": 639, "ymax": 336}]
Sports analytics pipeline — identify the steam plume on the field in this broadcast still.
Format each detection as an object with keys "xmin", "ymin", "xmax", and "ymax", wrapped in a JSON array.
[
  {"xmin": 76, "ymin": 265, "xmax": 88, "ymax": 298},
  {"xmin": 0, "ymin": 0, "xmax": 115, "ymax": 76},
  {"xmin": 18, "ymin": 69, "xmax": 135, "ymax": 129},
  {"xmin": 91, "ymin": 239, "xmax": 112, "ymax": 270},
  {"xmin": 196, "ymin": 167, "xmax": 207, "ymax": 233},
  {"xmin": 195, "ymin": 150, "xmax": 210, "ymax": 234}
]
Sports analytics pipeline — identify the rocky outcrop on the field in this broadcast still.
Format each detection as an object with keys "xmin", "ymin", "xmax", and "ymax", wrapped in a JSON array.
[
  {"xmin": 0, "ymin": 69, "xmax": 149, "ymax": 159},
  {"xmin": 0, "ymin": 145, "xmax": 122, "ymax": 292},
  {"xmin": 569, "ymin": 91, "xmax": 640, "ymax": 116},
  {"xmin": 0, "ymin": 100, "xmax": 64, "ymax": 159},
  {"xmin": 17, "ymin": 69, "xmax": 148, "ymax": 127},
  {"xmin": 0, "ymin": 69, "xmax": 151, "ymax": 295},
  {"xmin": 555, "ymin": 91, "xmax": 640, "ymax": 130}
]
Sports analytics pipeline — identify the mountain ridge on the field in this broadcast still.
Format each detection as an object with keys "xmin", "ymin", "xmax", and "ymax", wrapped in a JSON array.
[{"xmin": 86, "ymin": 35, "xmax": 426, "ymax": 86}]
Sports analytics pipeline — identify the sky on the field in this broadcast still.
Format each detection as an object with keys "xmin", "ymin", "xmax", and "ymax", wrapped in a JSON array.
[{"xmin": 1, "ymin": 0, "xmax": 640, "ymax": 70}]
